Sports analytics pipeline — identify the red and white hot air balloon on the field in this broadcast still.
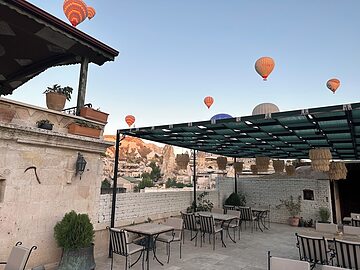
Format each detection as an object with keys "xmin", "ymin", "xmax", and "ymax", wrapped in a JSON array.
[
  {"xmin": 87, "ymin": 6, "xmax": 96, "ymax": 19},
  {"xmin": 255, "ymin": 57, "xmax": 275, "ymax": 81},
  {"xmin": 326, "ymin": 78, "xmax": 340, "ymax": 94},
  {"xmin": 63, "ymin": 0, "xmax": 88, "ymax": 27},
  {"xmin": 204, "ymin": 96, "xmax": 214, "ymax": 109},
  {"xmin": 125, "ymin": 115, "xmax": 135, "ymax": 127}
]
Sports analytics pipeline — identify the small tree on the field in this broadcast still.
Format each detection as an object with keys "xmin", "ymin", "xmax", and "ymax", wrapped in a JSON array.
[
  {"xmin": 318, "ymin": 207, "xmax": 331, "ymax": 223},
  {"xmin": 187, "ymin": 192, "xmax": 214, "ymax": 212},
  {"xmin": 278, "ymin": 195, "xmax": 301, "ymax": 217},
  {"xmin": 224, "ymin": 192, "xmax": 246, "ymax": 207}
]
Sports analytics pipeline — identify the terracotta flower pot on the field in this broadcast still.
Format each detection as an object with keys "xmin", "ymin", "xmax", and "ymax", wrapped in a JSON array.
[
  {"xmin": 79, "ymin": 107, "xmax": 109, "ymax": 123},
  {"xmin": 288, "ymin": 216, "xmax": 300, "ymax": 226},
  {"xmin": 46, "ymin": 92, "xmax": 66, "ymax": 111},
  {"xmin": 68, "ymin": 123, "xmax": 101, "ymax": 138}
]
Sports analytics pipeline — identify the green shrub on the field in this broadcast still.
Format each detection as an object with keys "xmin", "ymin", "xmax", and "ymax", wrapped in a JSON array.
[
  {"xmin": 318, "ymin": 207, "xmax": 331, "ymax": 222},
  {"xmin": 187, "ymin": 192, "xmax": 214, "ymax": 212},
  {"xmin": 277, "ymin": 195, "xmax": 301, "ymax": 217},
  {"xmin": 54, "ymin": 210, "xmax": 94, "ymax": 250},
  {"xmin": 224, "ymin": 192, "xmax": 246, "ymax": 206}
]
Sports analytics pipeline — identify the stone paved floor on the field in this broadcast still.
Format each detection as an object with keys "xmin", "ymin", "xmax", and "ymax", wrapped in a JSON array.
[{"xmin": 96, "ymin": 223, "xmax": 322, "ymax": 270}]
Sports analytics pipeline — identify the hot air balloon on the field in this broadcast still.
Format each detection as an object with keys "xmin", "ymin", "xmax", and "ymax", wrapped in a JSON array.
[
  {"xmin": 210, "ymin": 113, "xmax": 232, "ymax": 121},
  {"xmin": 252, "ymin": 103, "xmax": 280, "ymax": 115},
  {"xmin": 87, "ymin": 6, "xmax": 96, "ymax": 19},
  {"xmin": 204, "ymin": 96, "xmax": 214, "ymax": 109},
  {"xmin": 255, "ymin": 57, "xmax": 275, "ymax": 81},
  {"xmin": 125, "ymin": 115, "xmax": 135, "ymax": 127},
  {"xmin": 63, "ymin": 0, "xmax": 88, "ymax": 27},
  {"xmin": 326, "ymin": 78, "xmax": 340, "ymax": 94}
]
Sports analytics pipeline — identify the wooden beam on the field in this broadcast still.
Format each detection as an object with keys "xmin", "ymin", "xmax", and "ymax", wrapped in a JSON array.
[{"xmin": 76, "ymin": 57, "xmax": 89, "ymax": 115}]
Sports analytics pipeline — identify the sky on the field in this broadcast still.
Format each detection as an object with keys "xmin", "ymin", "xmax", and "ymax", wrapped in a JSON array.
[{"xmin": 9, "ymin": 0, "xmax": 360, "ymax": 135}]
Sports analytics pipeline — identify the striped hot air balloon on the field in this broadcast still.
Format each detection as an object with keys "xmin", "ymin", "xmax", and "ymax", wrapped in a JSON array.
[
  {"xmin": 87, "ymin": 6, "xmax": 96, "ymax": 19},
  {"xmin": 326, "ymin": 78, "xmax": 340, "ymax": 94},
  {"xmin": 255, "ymin": 57, "xmax": 275, "ymax": 81},
  {"xmin": 63, "ymin": 0, "xmax": 88, "ymax": 27},
  {"xmin": 204, "ymin": 96, "xmax": 214, "ymax": 109},
  {"xmin": 125, "ymin": 115, "xmax": 135, "ymax": 127}
]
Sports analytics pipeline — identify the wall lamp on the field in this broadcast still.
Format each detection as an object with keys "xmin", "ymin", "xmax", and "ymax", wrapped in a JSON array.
[{"xmin": 75, "ymin": 152, "xmax": 87, "ymax": 179}]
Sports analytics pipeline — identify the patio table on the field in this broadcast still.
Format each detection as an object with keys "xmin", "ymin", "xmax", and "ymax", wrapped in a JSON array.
[
  {"xmin": 196, "ymin": 211, "xmax": 239, "ymax": 245},
  {"xmin": 123, "ymin": 223, "xmax": 174, "ymax": 270}
]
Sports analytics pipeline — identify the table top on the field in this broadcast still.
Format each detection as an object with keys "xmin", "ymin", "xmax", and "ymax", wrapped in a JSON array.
[
  {"xmin": 123, "ymin": 223, "xmax": 174, "ymax": 236},
  {"xmin": 196, "ymin": 211, "xmax": 238, "ymax": 221}
]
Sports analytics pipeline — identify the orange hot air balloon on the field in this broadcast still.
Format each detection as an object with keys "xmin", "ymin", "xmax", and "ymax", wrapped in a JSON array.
[
  {"xmin": 326, "ymin": 78, "xmax": 340, "ymax": 94},
  {"xmin": 204, "ymin": 96, "xmax": 214, "ymax": 109},
  {"xmin": 63, "ymin": 0, "xmax": 88, "ymax": 27},
  {"xmin": 87, "ymin": 6, "xmax": 96, "ymax": 19},
  {"xmin": 255, "ymin": 57, "xmax": 275, "ymax": 81},
  {"xmin": 125, "ymin": 115, "xmax": 135, "ymax": 127}
]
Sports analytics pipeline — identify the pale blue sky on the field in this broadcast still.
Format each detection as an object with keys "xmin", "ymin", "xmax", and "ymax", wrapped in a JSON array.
[{"xmin": 10, "ymin": 0, "xmax": 360, "ymax": 134}]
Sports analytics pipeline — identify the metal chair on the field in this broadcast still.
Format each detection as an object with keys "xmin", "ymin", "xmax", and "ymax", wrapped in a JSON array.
[
  {"xmin": 223, "ymin": 205, "xmax": 235, "ymax": 214},
  {"xmin": 157, "ymin": 218, "xmax": 183, "ymax": 263},
  {"xmin": 222, "ymin": 209, "xmax": 241, "ymax": 240},
  {"xmin": 0, "ymin": 241, "xmax": 37, "ymax": 270},
  {"xmin": 181, "ymin": 212, "xmax": 199, "ymax": 246},
  {"xmin": 109, "ymin": 228, "xmax": 145, "ymax": 270},
  {"xmin": 268, "ymin": 251, "xmax": 310, "ymax": 270},
  {"xmin": 352, "ymin": 218, "xmax": 360, "ymax": 227},
  {"xmin": 198, "ymin": 214, "xmax": 224, "ymax": 250},
  {"xmin": 295, "ymin": 233, "xmax": 331, "ymax": 269},
  {"xmin": 333, "ymin": 238, "xmax": 360, "ymax": 269},
  {"xmin": 238, "ymin": 206, "xmax": 257, "ymax": 232}
]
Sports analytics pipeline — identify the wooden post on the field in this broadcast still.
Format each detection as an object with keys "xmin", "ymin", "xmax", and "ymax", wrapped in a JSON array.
[{"xmin": 76, "ymin": 57, "xmax": 89, "ymax": 115}]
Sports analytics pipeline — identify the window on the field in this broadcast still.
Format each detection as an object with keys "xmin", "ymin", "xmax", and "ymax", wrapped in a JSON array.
[{"xmin": 303, "ymin": 189, "xmax": 314, "ymax": 201}]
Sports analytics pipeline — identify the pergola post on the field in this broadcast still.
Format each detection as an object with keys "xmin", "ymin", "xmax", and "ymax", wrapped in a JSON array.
[
  {"xmin": 234, "ymin": 157, "xmax": 238, "ymax": 194},
  {"xmin": 109, "ymin": 130, "xmax": 120, "ymax": 257},
  {"xmin": 76, "ymin": 57, "xmax": 89, "ymax": 115},
  {"xmin": 193, "ymin": 149, "xmax": 197, "ymax": 212}
]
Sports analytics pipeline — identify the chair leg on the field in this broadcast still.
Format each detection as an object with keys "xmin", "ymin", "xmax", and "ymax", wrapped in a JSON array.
[
  {"xmin": 180, "ymin": 241, "xmax": 182, "ymax": 259},
  {"xmin": 213, "ymin": 234, "xmax": 215, "ymax": 250},
  {"xmin": 111, "ymin": 255, "xmax": 114, "ymax": 270},
  {"xmin": 142, "ymin": 251, "xmax": 145, "ymax": 270},
  {"xmin": 125, "ymin": 256, "xmax": 128, "ymax": 270},
  {"xmin": 167, "ymin": 243, "xmax": 170, "ymax": 264}
]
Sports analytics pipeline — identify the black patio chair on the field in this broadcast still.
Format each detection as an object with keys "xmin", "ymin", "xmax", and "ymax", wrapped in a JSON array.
[
  {"xmin": 295, "ymin": 233, "xmax": 332, "ymax": 269},
  {"xmin": 181, "ymin": 212, "xmax": 199, "ymax": 246},
  {"xmin": 198, "ymin": 214, "xmax": 225, "ymax": 250},
  {"xmin": 0, "ymin": 241, "xmax": 37, "ymax": 270},
  {"xmin": 351, "ymin": 218, "xmax": 360, "ymax": 227},
  {"xmin": 333, "ymin": 238, "xmax": 360, "ymax": 269},
  {"xmin": 109, "ymin": 228, "xmax": 145, "ymax": 270},
  {"xmin": 238, "ymin": 206, "xmax": 257, "ymax": 232}
]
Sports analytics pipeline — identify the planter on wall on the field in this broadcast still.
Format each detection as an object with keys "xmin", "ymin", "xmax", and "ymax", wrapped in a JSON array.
[
  {"xmin": 0, "ymin": 107, "xmax": 16, "ymax": 123},
  {"xmin": 79, "ymin": 108, "xmax": 109, "ymax": 123},
  {"xmin": 45, "ymin": 92, "xmax": 66, "ymax": 111},
  {"xmin": 68, "ymin": 123, "xmax": 101, "ymax": 138}
]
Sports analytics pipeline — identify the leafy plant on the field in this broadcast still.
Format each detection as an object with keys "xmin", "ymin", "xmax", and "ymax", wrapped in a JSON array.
[
  {"xmin": 44, "ymin": 84, "xmax": 73, "ymax": 101},
  {"xmin": 101, "ymin": 179, "xmax": 111, "ymax": 189},
  {"xmin": 277, "ymin": 195, "xmax": 301, "ymax": 217},
  {"xmin": 187, "ymin": 191, "xmax": 214, "ymax": 212},
  {"xmin": 73, "ymin": 120, "xmax": 102, "ymax": 130},
  {"xmin": 36, "ymin": 119, "xmax": 52, "ymax": 125},
  {"xmin": 318, "ymin": 207, "xmax": 331, "ymax": 223},
  {"xmin": 54, "ymin": 210, "xmax": 94, "ymax": 251},
  {"xmin": 224, "ymin": 192, "xmax": 246, "ymax": 207}
]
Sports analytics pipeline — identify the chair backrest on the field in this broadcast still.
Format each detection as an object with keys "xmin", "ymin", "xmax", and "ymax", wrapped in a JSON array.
[
  {"xmin": 352, "ymin": 218, "xmax": 360, "ymax": 227},
  {"xmin": 181, "ymin": 212, "xmax": 198, "ymax": 231},
  {"xmin": 238, "ymin": 206, "xmax": 252, "ymax": 221},
  {"xmin": 269, "ymin": 256, "xmax": 310, "ymax": 270},
  {"xmin": 163, "ymin": 218, "xmax": 183, "ymax": 239},
  {"xmin": 109, "ymin": 228, "xmax": 129, "ymax": 256},
  {"xmin": 343, "ymin": 225, "xmax": 360, "ymax": 235},
  {"xmin": 5, "ymin": 242, "xmax": 36, "ymax": 270},
  {"xmin": 351, "ymin": 213, "xmax": 360, "ymax": 219},
  {"xmin": 198, "ymin": 214, "xmax": 215, "ymax": 234},
  {"xmin": 315, "ymin": 223, "xmax": 338, "ymax": 233},
  {"xmin": 334, "ymin": 239, "xmax": 360, "ymax": 269},
  {"xmin": 211, "ymin": 208, "xmax": 224, "ymax": 214},
  {"xmin": 295, "ymin": 233, "xmax": 329, "ymax": 265}
]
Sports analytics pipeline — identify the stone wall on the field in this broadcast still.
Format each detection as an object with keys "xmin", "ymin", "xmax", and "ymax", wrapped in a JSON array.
[{"xmin": 0, "ymin": 98, "xmax": 111, "ymax": 269}]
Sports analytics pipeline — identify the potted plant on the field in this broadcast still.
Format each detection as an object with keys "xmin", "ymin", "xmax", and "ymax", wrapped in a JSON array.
[
  {"xmin": 187, "ymin": 191, "xmax": 214, "ymax": 212},
  {"xmin": 277, "ymin": 195, "xmax": 301, "ymax": 226},
  {"xmin": 43, "ymin": 84, "xmax": 73, "ymax": 111},
  {"xmin": 318, "ymin": 207, "xmax": 331, "ymax": 223},
  {"xmin": 36, "ymin": 119, "xmax": 53, "ymax": 130},
  {"xmin": 54, "ymin": 210, "xmax": 95, "ymax": 270},
  {"xmin": 68, "ymin": 120, "xmax": 102, "ymax": 138},
  {"xmin": 224, "ymin": 192, "xmax": 246, "ymax": 207},
  {"xmin": 79, "ymin": 106, "xmax": 109, "ymax": 123}
]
